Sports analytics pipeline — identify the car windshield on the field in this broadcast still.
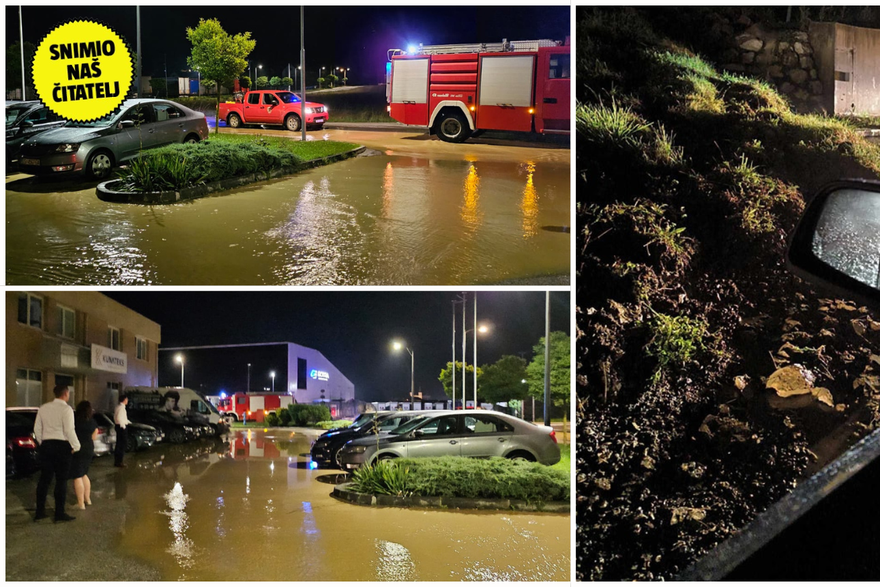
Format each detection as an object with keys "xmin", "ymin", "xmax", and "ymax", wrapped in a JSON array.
[
  {"xmin": 275, "ymin": 92, "xmax": 301, "ymax": 104},
  {"xmin": 389, "ymin": 414, "xmax": 432, "ymax": 435},
  {"xmin": 6, "ymin": 105, "xmax": 31, "ymax": 127},
  {"xmin": 350, "ymin": 414, "xmax": 375, "ymax": 428}
]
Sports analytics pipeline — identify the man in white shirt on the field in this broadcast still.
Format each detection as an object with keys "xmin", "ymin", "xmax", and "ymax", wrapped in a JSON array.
[
  {"xmin": 34, "ymin": 384, "xmax": 81, "ymax": 522},
  {"xmin": 114, "ymin": 394, "xmax": 129, "ymax": 468}
]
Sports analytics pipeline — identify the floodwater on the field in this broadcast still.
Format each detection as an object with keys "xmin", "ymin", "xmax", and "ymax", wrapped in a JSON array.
[
  {"xmin": 5, "ymin": 130, "xmax": 570, "ymax": 285},
  {"xmin": 6, "ymin": 429, "xmax": 570, "ymax": 581}
]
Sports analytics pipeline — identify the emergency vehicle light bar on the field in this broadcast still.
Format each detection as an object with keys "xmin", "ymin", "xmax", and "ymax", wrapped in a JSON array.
[{"xmin": 388, "ymin": 38, "xmax": 559, "ymax": 60}]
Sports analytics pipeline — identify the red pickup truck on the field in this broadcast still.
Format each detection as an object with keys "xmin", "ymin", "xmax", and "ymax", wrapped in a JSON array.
[{"xmin": 218, "ymin": 90, "xmax": 329, "ymax": 131}]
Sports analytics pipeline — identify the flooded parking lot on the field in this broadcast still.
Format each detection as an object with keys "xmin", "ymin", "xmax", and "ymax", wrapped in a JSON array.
[
  {"xmin": 6, "ymin": 428, "xmax": 570, "ymax": 581},
  {"xmin": 6, "ymin": 129, "xmax": 570, "ymax": 285}
]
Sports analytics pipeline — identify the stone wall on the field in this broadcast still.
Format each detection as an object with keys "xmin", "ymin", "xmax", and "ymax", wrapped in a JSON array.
[{"xmin": 720, "ymin": 21, "xmax": 825, "ymax": 112}]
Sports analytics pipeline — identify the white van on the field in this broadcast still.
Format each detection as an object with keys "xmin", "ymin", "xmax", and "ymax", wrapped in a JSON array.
[{"xmin": 125, "ymin": 386, "xmax": 228, "ymax": 433}]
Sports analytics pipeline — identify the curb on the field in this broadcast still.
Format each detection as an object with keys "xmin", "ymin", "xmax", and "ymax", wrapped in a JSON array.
[
  {"xmin": 324, "ymin": 122, "xmax": 426, "ymax": 133},
  {"xmin": 331, "ymin": 482, "xmax": 570, "ymax": 513},
  {"xmin": 95, "ymin": 146, "xmax": 366, "ymax": 204}
]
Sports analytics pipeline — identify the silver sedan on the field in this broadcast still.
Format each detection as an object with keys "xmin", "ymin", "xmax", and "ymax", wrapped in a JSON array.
[
  {"xmin": 339, "ymin": 410, "xmax": 561, "ymax": 470},
  {"xmin": 18, "ymin": 98, "xmax": 208, "ymax": 180}
]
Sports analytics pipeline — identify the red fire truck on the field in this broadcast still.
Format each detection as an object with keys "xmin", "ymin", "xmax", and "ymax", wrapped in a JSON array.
[
  {"xmin": 213, "ymin": 392, "xmax": 295, "ymax": 423},
  {"xmin": 386, "ymin": 38, "xmax": 570, "ymax": 143}
]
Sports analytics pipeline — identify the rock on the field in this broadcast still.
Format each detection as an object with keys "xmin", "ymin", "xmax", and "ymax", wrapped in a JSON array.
[
  {"xmin": 671, "ymin": 507, "xmax": 707, "ymax": 525},
  {"xmin": 778, "ymin": 41, "xmax": 790, "ymax": 52},
  {"xmin": 810, "ymin": 80, "xmax": 824, "ymax": 95},
  {"xmin": 813, "ymin": 387, "xmax": 834, "ymax": 407},
  {"xmin": 811, "ymin": 68, "xmax": 818, "ymax": 79},
  {"xmin": 782, "ymin": 51, "xmax": 800, "ymax": 67},
  {"xmin": 794, "ymin": 41, "xmax": 808, "ymax": 55},
  {"xmin": 742, "ymin": 51, "xmax": 756, "ymax": 64},
  {"xmin": 790, "ymin": 69, "xmax": 809, "ymax": 84},
  {"xmin": 641, "ymin": 455, "xmax": 655, "ymax": 470},
  {"xmin": 740, "ymin": 37, "xmax": 764, "ymax": 52},
  {"xmin": 735, "ymin": 375, "xmax": 750, "ymax": 390},
  {"xmin": 722, "ymin": 48, "xmax": 740, "ymax": 63},
  {"xmin": 780, "ymin": 82, "xmax": 796, "ymax": 94},
  {"xmin": 768, "ymin": 65, "xmax": 785, "ymax": 78},
  {"xmin": 799, "ymin": 55, "xmax": 814, "ymax": 69},
  {"xmin": 595, "ymin": 478, "xmax": 612, "ymax": 491},
  {"xmin": 793, "ymin": 31, "xmax": 810, "ymax": 42},
  {"xmin": 853, "ymin": 319, "xmax": 868, "ymax": 337},
  {"xmin": 868, "ymin": 316, "xmax": 880, "ymax": 331},
  {"xmin": 766, "ymin": 364, "xmax": 815, "ymax": 397},
  {"xmin": 794, "ymin": 89, "xmax": 811, "ymax": 102},
  {"xmin": 736, "ymin": 14, "xmax": 752, "ymax": 26}
]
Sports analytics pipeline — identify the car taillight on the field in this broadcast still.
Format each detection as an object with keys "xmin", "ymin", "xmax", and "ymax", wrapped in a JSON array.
[
  {"xmin": 549, "ymin": 430, "xmax": 558, "ymax": 444},
  {"xmin": 14, "ymin": 437, "xmax": 36, "ymax": 449}
]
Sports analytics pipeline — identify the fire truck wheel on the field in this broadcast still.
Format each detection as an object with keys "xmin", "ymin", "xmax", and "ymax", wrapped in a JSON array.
[
  {"xmin": 227, "ymin": 113, "xmax": 242, "ymax": 128},
  {"xmin": 435, "ymin": 111, "xmax": 471, "ymax": 143},
  {"xmin": 285, "ymin": 114, "xmax": 302, "ymax": 132}
]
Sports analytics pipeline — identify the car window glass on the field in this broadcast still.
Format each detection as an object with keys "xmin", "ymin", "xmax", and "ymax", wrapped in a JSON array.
[
  {"xmin": 263, "ymin": 93, "xmax": 279, "ymax": 106},
  {"xmin": 548, "ymin": 53, "xmax": 571, "ymax": 79},
  {"xmin": 247, "ymin": 93, "xmax": 261, "ymax": 105},
  {"xmin": 121, "ymin": 105, "xmax": 154, "ymax": 125},
  {"xmin": 418, "ymin": 415, "xmax": 458, "ymax": 436},
  {"xmin": 154, "ymin": 103, "xmax": 183, "ymax": 122},
  {"xmin": 25, "ymin": 108, "xmax": 49, "ymax": 123}
]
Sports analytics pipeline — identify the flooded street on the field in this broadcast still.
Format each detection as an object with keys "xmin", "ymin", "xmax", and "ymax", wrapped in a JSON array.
[
  {"xmin": 6, "ymin": 129, "xmax": 570, "ymax": 285},
  {"xmin": 6, "ymin": 429, "xmax": 570, "ymax": 581}
]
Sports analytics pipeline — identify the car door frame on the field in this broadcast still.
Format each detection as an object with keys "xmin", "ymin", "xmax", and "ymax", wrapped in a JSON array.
[{"xmin": 458, "ymin": 413, "xmax": 515, "ymax": 458}]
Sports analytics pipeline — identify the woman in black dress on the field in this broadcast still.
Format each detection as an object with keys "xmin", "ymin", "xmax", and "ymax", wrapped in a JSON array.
[{"xmin": 71, "ymin": 401, "xmax": 98, "ymax": 510}]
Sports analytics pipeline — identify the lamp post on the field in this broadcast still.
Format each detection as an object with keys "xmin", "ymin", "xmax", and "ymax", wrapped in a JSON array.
[
  {"xmin": 257, "ymin": 64, "xmax": 263, "ymax": 87},
  {"xmin": 392, "ymin": 341, "xmax": 414, "ymax": 404},
  {"xmin": 270, "ymin": 371, "xmax": 276, "ymax": 392},
  {"xmin": 247, "ymin": 363, "xmax": 251, "ymax": 392},
  {"xmin": 175, "ymin": 354, "xmax": 184, "ymax": 388}
]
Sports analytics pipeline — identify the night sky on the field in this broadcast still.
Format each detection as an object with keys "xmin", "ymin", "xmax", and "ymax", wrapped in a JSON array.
[
  {"xmin": 7, "ymin": 5, "xmax": 570, "ymax": 85},
  {"xmin": 104, "ymin": 291, "xmax": 570, "ymax": 402}
]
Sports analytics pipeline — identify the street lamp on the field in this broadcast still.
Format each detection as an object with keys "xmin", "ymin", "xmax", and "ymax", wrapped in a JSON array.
[
  {"xmin": 270, "ymin": 371, "xmax": 276, "ymax": 392},
  {"xmin": 392, "ymin": 340, "xmax": 414, "ymax": 404},
  {"xmin": 247, "ymin": 363, "xmax": 251, "ymax": 392},
  {"xmin": 175, "ymin": 354, "xmax": 184, "ymax": 388}
]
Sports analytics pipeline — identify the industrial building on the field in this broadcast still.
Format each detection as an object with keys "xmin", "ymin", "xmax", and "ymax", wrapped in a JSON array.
[{"xmin": 7, "ymin": 291, "xmax": 161, "ymax": 410}]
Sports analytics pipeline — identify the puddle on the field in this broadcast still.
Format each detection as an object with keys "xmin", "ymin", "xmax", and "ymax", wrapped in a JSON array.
[{"xmin": 6, "ymin": 153, "xmax": 569, "ymax": 285}]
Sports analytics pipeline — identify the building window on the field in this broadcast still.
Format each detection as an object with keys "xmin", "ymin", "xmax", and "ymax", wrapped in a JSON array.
[
  {"xmin": 136, "ymin": 337, "xmax": 148, "ymax": 361},
  {"xmin": 15, "ymin": 369, "xmax": 42, "ymax": 407},
  {"xmin": 57, "ymin": 305, "xmax": 75, "ymax": 339},
  {"xmin": 297, "ymin": 358, "xmax": 308, "ymax": 390},
  {"xmin": 108, "ymin": 326, "xmax": 121, "ymax": 351},
  {"xmin": 17, "ymin": 293, "xmax": 43, "ymax": 329}
]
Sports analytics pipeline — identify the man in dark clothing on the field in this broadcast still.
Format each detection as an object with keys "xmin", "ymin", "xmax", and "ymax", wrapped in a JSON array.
[
  {"xmin": 114, "ymin": 394, "xmax": 129, "ymax": 467},
  {"xmin": 34, "ymin": 384, "xmax": 81, "ymax": 522}
]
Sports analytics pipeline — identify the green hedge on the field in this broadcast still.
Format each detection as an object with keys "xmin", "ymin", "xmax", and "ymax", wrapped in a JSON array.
[
  {"xmin": 315, "ymin": 419, "xmax": 353, "ymax": 430},
  {"xmin": 287, "ymin": 403, "xmax": 331, "ymax": 426},
  {"xmin": 350, "ymin": 457, "xmax": 570, "ymax": 503},
  {"xmin": 115, "ymin": 141, "xmax": 299, "ymax": 192}
]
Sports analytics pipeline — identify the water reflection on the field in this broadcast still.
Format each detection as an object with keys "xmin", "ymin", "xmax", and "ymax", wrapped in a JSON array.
[
  {"xmin": 520, "ymin": 162, "xmax": 539, "ymax": 238},
  {"xmin": 163, "ymin": 482, "xmax": 195, "ymax": 573},
  {"xmin": 461, "ymin": 164, "xmax": 482, "ymax": 231},
  {"xmin": 375, "ymin": 539, "xmax": 416, "ymax": 581}
]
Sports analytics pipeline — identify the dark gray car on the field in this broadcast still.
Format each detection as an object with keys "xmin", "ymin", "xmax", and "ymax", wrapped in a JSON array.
[
  {"xmin": 18, "ymin": 98, "xmax": 209, "ymax": 180},
  {"xmin": 6, "ymin": 101, "xmax": 66, "ymax": 163},
  {"xmin": 339, "ymin": 410, "xmax": 561, "ymax": 470}
]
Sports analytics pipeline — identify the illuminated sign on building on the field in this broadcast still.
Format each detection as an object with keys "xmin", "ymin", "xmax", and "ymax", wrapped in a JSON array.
[{"xmin": 310, "ymin": 369, "xmax": 330, "ymax": 381}]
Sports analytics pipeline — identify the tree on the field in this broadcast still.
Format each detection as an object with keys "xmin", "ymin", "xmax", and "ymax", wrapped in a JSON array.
[
  {"xmin": 526, "ymin": 331, "xmax": 571, "ymax": 410},
  {"xmin": 256, "ymin": 75, "xmax": 269, "ymax": 89},
  {"xmin": 239, "ymin": 75, "xmax": 251, "ymax": 89},
  {"xmin": 478, "ymin": 355, "xmax": 529, "ymax": 404},
  {"xmin": 438, "ymin": 361, "xmax": 483, "ymax": 400},
  {"xmin": 7, "ymin": 41, "xmax": 36, "ymax": 98},
  {"xmin": 151, "ymin": 77, "xmax": 167, "ymax": 97},
  {"xmin": 281, "ymin": 76, "xmax": 293, "ymax": 88},
  {"xmin": 316, "ymin": 77, "xmax": 326, "ymax": 89},
  {"xmin": 269, "ymin": 75, "xmax": 281, "ymax": 88},
  {"xmin": 186, "ymin": 18, "xmax": 255, "ymax": 133},
  {"xmin": 327, "ymin": 73, "xmax": 338, "ymax": 88}
]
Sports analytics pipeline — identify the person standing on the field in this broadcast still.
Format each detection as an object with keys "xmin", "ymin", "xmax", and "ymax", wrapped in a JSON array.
[
  {"xmin": 70, "ymin": 401, "xmax": 98, "ymax": 509},
  {"xmin": 33, "ymin": 384, "xmax": 81, "ymax": 523},
  {"xmin": 114, "ymin": 394, "xmax": 129, "ymax": 468}
]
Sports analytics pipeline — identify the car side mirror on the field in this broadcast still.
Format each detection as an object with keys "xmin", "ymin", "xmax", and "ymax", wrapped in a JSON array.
[
  {"xmin": 118, "ymin": 120, "xmax": 135, "ymax": 129},
  {"xmin": 20, "ymin": 121, "xmax": 34, "ymax": 129},
  {"xmin": 413, "ymin": 429, "xmax": 424, "ymax": 438},
  {"xmin": 788, "ymin": 181, "xmax": 880, "ymax": 308}
]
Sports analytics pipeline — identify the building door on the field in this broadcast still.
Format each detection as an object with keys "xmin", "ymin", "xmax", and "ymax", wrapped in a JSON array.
[
  {"xmin": 15, "ymin": 369, "xmax": 43, "ymax": 407},
  {"xmin": 107, "ymin": 382, "xmax": 121, "ymax": 411}
]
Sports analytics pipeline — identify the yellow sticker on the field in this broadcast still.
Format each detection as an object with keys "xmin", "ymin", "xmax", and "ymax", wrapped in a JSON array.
[{"xmin": 32, "ymin": 20, "xmax": 134, "ymax": 122}]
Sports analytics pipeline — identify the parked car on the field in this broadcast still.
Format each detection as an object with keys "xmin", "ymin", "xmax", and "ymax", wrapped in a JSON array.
[
  {"xmin": 6, "ymin": 100, "xmax": 66, "ymax": 163},
  {"xmin": 95, "ymin": 412, "xmax": 162, "ymax": 452},
  {"xmin": 5, "ymin": 408, "xmax": 40, "ymax": 477},
  {"xmin": 339, "ymin": 410, "xmax": 560, "ymax": 470},
  {"xmin": 17, "ymin": 98, "xmax": 209, "ymax": 180},
  {"xmin": 218, "ymin": 90, "xmax": 328, "ymax": 131},
  {"xmin": 310, "ymin": 411, "xmax": 423, "ymax": 469},
  {"xmin": 127, "ymin": 409, "xmax": 197, "ymax": 444}
]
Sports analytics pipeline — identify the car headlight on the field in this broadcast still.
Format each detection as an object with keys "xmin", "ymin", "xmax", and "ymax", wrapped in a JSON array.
[
  {"xmin": 55, "ymin": 143, "xmax": 80, "ymax": 153},
  {"xmin": 324, "ymin": 106, "xmax": 329, "ymax": 113},
  {"xmin": 305, "ymin": 107, "xmax": 313, "ymax": 114},
  {"xmin": 347, "ymin": 445, "xmax": 367, "ymax": 454}
]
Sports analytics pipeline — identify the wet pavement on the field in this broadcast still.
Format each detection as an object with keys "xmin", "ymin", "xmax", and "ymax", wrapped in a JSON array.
[
  {"xmin": 6, "ymin": 428, "xmax": 570, "ymax": 581},
  {"xmin": 6, "ymin": 128, "xmax": 570, "ymax": 285}
]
